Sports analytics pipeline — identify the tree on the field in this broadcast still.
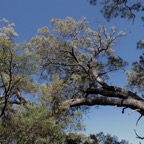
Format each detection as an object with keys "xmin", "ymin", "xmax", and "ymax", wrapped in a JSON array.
[
  {"xmin": 0, "ymin": 18, "xmax": 36, "ymax": 117},
  {"xmin": 0, "ymin": 74, "xmax": 84, "ymax": 143},
  {"xmin": 89, "ymin": 0, "xmax": 144, "ymax": 22},
  {"xmin": 91, "ymin": 132, "xmax": 130, "ymax": 144},
  {"xmin": 0, "ymin": 16, "xmax": 143, "ymax": 141},
  {"xmin": 88, "ymin": 1, "xmax": 144, "ymax": 138},
  {"xmin": 65, "ymin": 132, "xmax": 131, "ymax": 144},
  {"xmin": 30, "ymin": 17, "xmax": 144, "ymax": 117},
  {"xmin": 30, "ymin": 17, "xmax": 144, "ymax": 139}
]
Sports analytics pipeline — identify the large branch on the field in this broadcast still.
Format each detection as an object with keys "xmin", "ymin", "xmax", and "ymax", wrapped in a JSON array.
[
  {"xmin": 63, "ymin": 85, "xmax": 144, "ymax": 115},
  {"xmin": 85, "ymin": 87, "xmax": 143, "ymax": 101},
  {"xmin": 64, "ymin": 97, "xmax": 144, "ymax": 115}
]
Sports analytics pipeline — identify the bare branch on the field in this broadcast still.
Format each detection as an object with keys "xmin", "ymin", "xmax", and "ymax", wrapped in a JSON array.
[
  {"xmin": 134, "ymin": 129, "xmax": 144, "ymax": 140},
  {"xmin": 0, "ymin": 73, "xmax": 8, "ymax": 117},
  {"xmin": 64, "ymin": 96, "xmax": 144, "ymax": 115},
  {"xmin": 122, "ymin": 107, "xmax": 127, "ymax": 114},
  {"xmin": 128, "ymin": 109, "xmax": 140, "ymax": 115},
  {"xmin": 136, "ymin": 115, "xmax": 143, "ymax": 126}
]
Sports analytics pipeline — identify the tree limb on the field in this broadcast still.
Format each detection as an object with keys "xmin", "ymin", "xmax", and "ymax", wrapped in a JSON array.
[{"xmin": 65, "ymin": 97, "xmax": 144, "ymax": 115}]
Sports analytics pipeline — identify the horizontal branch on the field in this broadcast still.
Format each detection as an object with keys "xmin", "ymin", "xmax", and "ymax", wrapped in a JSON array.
[
  {"xmin": 64, "ymin": 97, "xmax": 144, "ymax": 115},
  {"xmin": 85, "ymin": 87, "xmax": 127, "ymax": 99},
  {"xmin": 85, "ymin": 86, "xmax": 143, "ymax": 101}
]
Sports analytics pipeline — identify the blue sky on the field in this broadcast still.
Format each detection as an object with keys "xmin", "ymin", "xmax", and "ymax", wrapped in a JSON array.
[{"xmin": 0, "ymin": 0, "xmax": 144, "ymax": 143}]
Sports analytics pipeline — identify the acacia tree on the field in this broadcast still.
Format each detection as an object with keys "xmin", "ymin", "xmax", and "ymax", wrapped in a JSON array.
[
  {"xmin": 88, "ymin": 0, "xmax": 144, "ymax": 139},
  {"xmin": 30, "ymin": 17, "xmax": 143, "ymax": 115},
  {"xmin": 0, "ymin": 12, "xmax": 144, "ymax": 142},
  {"xmin": 0, "ymin": 75, "xmax": 84, "ymax": 143},
  {"xmin": 30, "ymin": 17, "xmax": 144, "ymax": 139},
  {"xmin": 0, "ymin": 18, "xmax": 37, "ymax": 117}
]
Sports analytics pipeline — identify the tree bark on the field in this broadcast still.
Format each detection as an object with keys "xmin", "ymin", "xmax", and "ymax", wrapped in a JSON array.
[{"xmin": 64, "ymin": 86, "xmax": 144, "ymax": 115}]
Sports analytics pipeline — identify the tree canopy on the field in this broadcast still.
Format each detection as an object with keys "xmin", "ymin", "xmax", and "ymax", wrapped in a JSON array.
[
  {"xmin": 89, "ymin": 0, "xmax": 144, "ymax": 22},
  {"xmin": 0, "ymin": 1, "xmax": 144, "ymax": 143}
]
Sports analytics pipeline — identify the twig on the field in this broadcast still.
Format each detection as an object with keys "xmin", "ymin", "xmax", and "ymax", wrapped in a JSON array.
[
  {"xmin": 128, "ymin": 109, "xmax": 140, "ymax": 115},
  {"xmin": 134, "ymin": 129, "xmax": 144, "ymax": 140},
  {"xmin": 122, "ymin": 107, "xmax": 127, "ymax": 114},
  {"xmin": 136, "ymin": 115, "xmax": 143, "ymax": 126}
]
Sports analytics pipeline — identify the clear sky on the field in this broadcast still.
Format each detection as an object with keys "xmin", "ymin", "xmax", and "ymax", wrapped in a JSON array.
[{"xmin": 0, "ymin": 0, "xmax": 144, "ymax": 143}]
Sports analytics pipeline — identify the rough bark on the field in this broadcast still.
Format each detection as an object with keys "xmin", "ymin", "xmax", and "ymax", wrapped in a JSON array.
[{"xmin": 64, "ymin": 86, "xmax": 144, "ymax": 115}]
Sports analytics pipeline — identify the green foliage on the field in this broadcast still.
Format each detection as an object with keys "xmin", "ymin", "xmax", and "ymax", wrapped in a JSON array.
[
  {"xmin": 126, "ymin": 49, "xmax": 144, "ymax": 93},
  {"xmin": 0, "ymin": 74, "xmax": 84, "ymax": 143},
  {"xmin": 65, "ymin": 133, "xmax": 94, "ymax": 144},
  {"xmin": 93, "ymin": 132, "xmax": 130, "ymax": 144},
  {"xmin": 0, "ymin": 17, "xmax": 137, "ymax": 143},
  {"xmin": 87, "ymin": 1, "xmax": 144, "ymax": 94},
  {"xmin": 0, "ymin": 0, "xmax": 144, "ymax": 142},
  {"xmin": 64, "ymin": 132, "xmax": 131, "ymax": 144},
  {"xmin": 0, "ymin": 19, "xmax": 38, "ymax": 117},
  {"xmin": 89, "ymin": 0, "xmax": 144, "ymax": 22},
  {"xmin": 0, "ymin": 104, "xmax": 65, "ymax": 143},
  {"xmin": 30, "ymin": 17, "xmax": 127, "ymax": 102}
]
